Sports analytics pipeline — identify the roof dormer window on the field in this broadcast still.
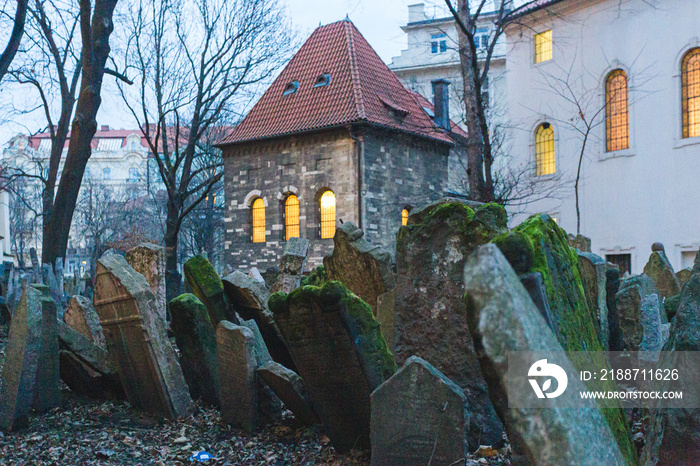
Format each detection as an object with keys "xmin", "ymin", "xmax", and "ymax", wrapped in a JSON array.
[
  {"xmin": 313, "ymin": 73, "xmax": 331, "ymax": 88},
  {"xmin": 283, "ymin": 81, "xmax": 299, "ymax": 95}
]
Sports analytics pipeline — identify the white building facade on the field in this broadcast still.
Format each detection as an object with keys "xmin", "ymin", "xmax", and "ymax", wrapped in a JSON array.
[{"xmin": 504, "ymin": 0, "xmax": 700, "ymax": 274}]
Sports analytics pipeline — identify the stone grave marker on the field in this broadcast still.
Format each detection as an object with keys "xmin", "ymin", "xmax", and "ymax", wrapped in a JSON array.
[
  {"xmin": 127, "ymin": 243, "xmax": 167, "ymax": 321},
  {"xmin": 257, "ymin": 361, "xmax": 319, "ymax": 426},
  {"xmin": 64, "ymin": 295, "xmax": 106, "ymax": 348},
  {"xmin": 270, "ymin": 237, "xmax": 309, "ymax": 295}
]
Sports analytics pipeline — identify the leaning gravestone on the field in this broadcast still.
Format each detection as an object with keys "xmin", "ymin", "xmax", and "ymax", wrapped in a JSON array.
[
  {"xmin": 270, "ymin": 237, "xmax": 309, "ymax": 295},
  {"xmin": 257, "ymin": 361, "xmax": 319, "ymax": 426},
  {"xmin": 184, "ymin": 255, "xmax": 232, "ymax": 327},
  {"xmin": 676, "ymin": 267, "xmax": 693, "ymax": 288},
  {"xmin": 239, "ymin": 319, "xmax": 282, "ymax": 422},
  {"xmin": 371, "ymin": 356, "xmax": 467, "ymax": 466},
  {"xmin": 169, "ymin": 294, "xmax": 219, "ymax": 406},
  {"xmin": 578, "ymin": 251, "xmax": 609, "ymax": 350},
  {"xmin": 127, "ymin": 243, "xmax": 167, "ymax": 322},
  {"xmin": 94, "ymin": 254, "xmax": 193, "ymax": 418},
  {"xmin": 323, "ymin": 222, "xmax": 396, "ymax": 315},
  {"xmin": 29, "ymin": 284, "xmax": 61, "ymax": 414},
  {"xmin": 463, "ymin": 244, "xmax": 629, "ymax": 465},
  {"xmin": 643, "ymin": 243, "xmax": 681, "ymax": 299},
  {"xmin": 269, "ymin": 281, "xmax": 396, "ymax": 452},
  {"xmin": 0, "ymin": 287, "xmax": 43, "ymax": 431},
  {"xmin": 375, "ymin": 289, "xmax": 395, "ymax": 352},
  {"xmin": 217, "ymin": 321, "xmax": 258, "ymax": 432},
  {"xmin": 394, "ymin": 200, "xmax": 506, "ymax": 450},
  {"xmin": 64, "ymin": 295, "xmax": 106, "ymax": 348}
]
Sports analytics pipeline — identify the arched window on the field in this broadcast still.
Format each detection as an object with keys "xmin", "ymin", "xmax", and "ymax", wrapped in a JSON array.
[
  {"xmin": 103, "ymin": 167, "xmax": 111, "ymax": 180},
  {"xmin": 682, "ymin": 48, "xmax": 700, "ymax": 139},
  {"xmin": 535, "ymin": 123, "xmax": 555, "ymax": 176},
  {"xmin": 401, "ymin": 208, "xmax": 409, "ymax": 226},
  {"xmin": 251, "ymin": 198, "xmax": 265, "ymax": 243},
  {"xmin": 605, "ymin": 70, "xmax": 629, "ymax": 151},
  {"xmin": 285, "ymin": 194, "xmax": 300, "ymax": 240},
  {"xmin": 319, "ymin": 190, "xmax": 336, "ymax": 239}
]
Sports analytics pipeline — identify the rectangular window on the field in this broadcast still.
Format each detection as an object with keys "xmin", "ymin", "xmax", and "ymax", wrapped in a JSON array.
[
  {"xmin": 439, "ymin": 40, "xmax": 447, "ymax": 53},
  {"xmin": 431, "ymin": 41, "xmax": 438, "ymax": 54},
  {"xmin": 535, "ymin": 30, "xmax": 552, "ymax": 63},
  {"xmin": 606, "ymin": 254, "xmax": 631, "ymax": 275},
  {"xmin": 681, "ymin": 250, "xmax": 698, "ymax": 269},
  {"xmin": 431, "ymin": 33, "xmax": 447, "ymax": 54}
]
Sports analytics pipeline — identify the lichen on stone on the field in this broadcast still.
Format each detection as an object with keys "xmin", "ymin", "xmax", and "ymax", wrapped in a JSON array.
[{"xmin": 300, "ymin": 266, "xmax": 328, "ymax": 288}]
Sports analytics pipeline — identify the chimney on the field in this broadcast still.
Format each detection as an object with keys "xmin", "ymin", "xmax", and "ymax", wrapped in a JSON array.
[
  {"xmin": 100, "ymin": 125, "xmax": 110, "ymax": 131},
  {"xmin": 432, "ymin": 79, "xmax": 451, "ymax": 131},
  {"xmin": 408, "ymin": 3, "xmax": 427, "ymax": 23}
]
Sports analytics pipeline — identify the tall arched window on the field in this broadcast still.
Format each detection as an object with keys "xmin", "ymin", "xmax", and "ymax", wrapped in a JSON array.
[
  {"xmin": 285, "ymin": 194, "xmax": 300, "ymax": 240},
  {"xmin": 251, "ymin": 198, "xmax": 265, "ymax": 243},
  {"xmin": 401, "ymin": 208, "xmax": 409, "ymax": 226},
  {"xmin": 605, "ymin": 69, "xmax": 629, "ymax": 151},
  {"xmin": 319, "ymin": 190, "xmax": 336, "ymax": 239},
  {"xmin": 535, "ymin": 123, "xmax": 555, "ymax": 176},
  {"xmin": 682, "ymin": 48, "xmax": 700, "ymax": 139}
]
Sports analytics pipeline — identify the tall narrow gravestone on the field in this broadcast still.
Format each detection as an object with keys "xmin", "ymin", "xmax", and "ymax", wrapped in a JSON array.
[
  {"xmin": 127, "ymin": 243, "xmax": 167, "ymax": 322},
  {"xmin": 371, "ymin": 356, "xmax": 467, "ymax": 466},
  {"xmin": 0, "ymin": 287, "xmax": 43, "ymax": 431},
  {"xmin": 29, "ymin": 284, "xmax": 61, "ymax": 413},
  {"xmin": 217, "ymin": 321, "xmax": 258, "ymax": 432},
  {"xmin": 94, "ymin": 254, "xmax": 193, "ymax": 418}
]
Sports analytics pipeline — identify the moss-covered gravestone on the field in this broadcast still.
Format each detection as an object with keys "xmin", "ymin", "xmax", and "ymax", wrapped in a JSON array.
[
  {"xmin": 643, "ymin": 243, "xmax": 681, "ymax": 299},
  {"xmin": 493, "ymin": 214, "xmax": 637, "ymax": 464},
  {"xmin": 270, "ymin": 237, "xmax": 309, "ymax": 295},
  {"xmin": 184, "ymin": 255, "xmax": 231, "ymax": 328},
  {"xmin": 578, "ymin": 251, "xmax": 609, "ymax": 350},
  {"xmin": 393, "ymin": 200, "xmax": 507, "ymax": 450},
  {"xmin": 269, "ymin": 281, "xmax": 396, "ymax": 452},
  {"xmin": 169, "ymin": 294, "xmax": 219, "ymax": 406},
  {"xmin": 127, "ymin": 243, "xmax": 167, "ymax": 322},
  {"xmin": 94, "ymin": 254, "xmax": 193, "ymax": 418}
]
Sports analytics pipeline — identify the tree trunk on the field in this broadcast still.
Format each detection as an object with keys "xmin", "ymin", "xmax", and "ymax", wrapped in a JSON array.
[
  {"xmin": 164, "ymin": 199, "xmax": 181, "ymax": 302},
  {"xmin": 42, "ymin": 0, "xmax": 119, "ymax": 266},
  {"xmin": 0, "ymin": 0, "xmax": 29, "ymax": 82}
]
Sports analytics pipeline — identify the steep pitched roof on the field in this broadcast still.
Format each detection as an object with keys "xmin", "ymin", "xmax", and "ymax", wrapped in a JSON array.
[{"xmin": 218, "ymin": 20, "xmax": 456, "ymax": 146}]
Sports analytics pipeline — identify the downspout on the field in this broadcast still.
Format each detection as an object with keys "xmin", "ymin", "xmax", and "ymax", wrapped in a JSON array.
[{"xmin": 348, "ymin": 126, "xmax": 364, "ymax": 229}]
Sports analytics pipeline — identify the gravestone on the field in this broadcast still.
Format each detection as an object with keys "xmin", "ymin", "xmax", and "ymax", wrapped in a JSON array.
[
  {"xmin": 127, "ymin": 243, "xmax": 167, "ymax": 322},
  {"xmin": 638, "ymin": 294, "xmax": 666, "ymax": 361},
  {"xmin": 257, "ymin": 361, "xmax": 319, "ymax": 426},
  {"xmin": 0, "ymin": 287, "xmax": 43, "ymax": 431},
  {"xmin": 269, "ymin": 280, "xmax": 396, "ymax": 452},
  {"xmin": 676, "ymin": 267, "xmax": 693, "ymax": 288},
  {"xmin": 64, "ymin": 295, "xmax": 106, "ymax": 348},
  {"xmin": 375, "ymin": 289, "xmax": 395, "ymax": 352},
  {"xmin": 184, "ymin": 255, "xmax": 231, "ymax": 327},
  {"xmin": 270, "ymin": 237, "xmax": 309, "ymax": 295},
  {"xmin": 606, "ymin": 264, "xmax": 621, "ymax": 348},
  {"xmin": 323, "ymin": 222, "xmax": 396, "ymax": 315},
  {"xmin": 394, "ymin": 201, "xmax": 507, "ymax": 450},
  {"xmin": 519, "ymin": 272, "xmax": 555, "ymax": 330},
  {"xmin": 30, "ymin": 284, "xmax": 61, "ymax": 413},
  {"xmin": 371, "ymin": 356, "xmax": 467, "ymax": 465},
  {"xmin": 240, "ymin": 319, "xmax": 282, "ymax": 422},
  {"xmin": 169, "ymin": 294, "xmax": 219, "ymax": 406},
  {"xmin": 567, "ymin": 233, "xmax": 592, "ymax": 252},
  {"xmin": 94, "ymin": 254, "xmax": 193, "ymax": 418},
  {"xmin": 578, "ymin": 251, "xmax": 609, "ymax": 350},
  {"xmin": 463, "ymin": 244, "xmax": 629, "ymax": 465},
  {"xmin": 222, "ymin": 271, "xmax": 294, "ymax": 370},
  {"xmin": 41, "ymin": 264, "xmax": 62, "ymax": 312},
  {"xmin": 643, "ymin": 243, "xmax": 681, "ymax": 299},
  {"xmin": 249, "ymin": 267, "xmax": 265, "ymax": 284},
  {"xmin": 217, "ymin": 321, "xmax": 258, "ymax": 432}
]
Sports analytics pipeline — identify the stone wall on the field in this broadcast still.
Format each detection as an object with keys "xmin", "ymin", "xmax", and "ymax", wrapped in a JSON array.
[{"xmin": 222, "ymin": 126, "xmax": 450, "ymax": 270}]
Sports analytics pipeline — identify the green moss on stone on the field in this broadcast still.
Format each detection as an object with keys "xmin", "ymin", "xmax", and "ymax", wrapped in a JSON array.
[
  {"xmin": 492, "ymin": 230, "xmax": 535, "ymax": 274},
  {"xmin": 183, "ymin": 255, "xmax": 227, "ymax": 325},
  {"xmin": 268, "ymin": 291, "xmax": 288, "ymax": 315},
  {"xmin": 664, "ymin": 293, "xmax": 681, "ymax": 320},
  {"xmin": 300, "ymin": 266, "xmax": 328, "ymax": 287}
]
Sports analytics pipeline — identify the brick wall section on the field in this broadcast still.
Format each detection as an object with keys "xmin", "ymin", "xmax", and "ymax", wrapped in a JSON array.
[{"xmin": 222, "ymin": 126, "xmax": 451, "ymax": 271}]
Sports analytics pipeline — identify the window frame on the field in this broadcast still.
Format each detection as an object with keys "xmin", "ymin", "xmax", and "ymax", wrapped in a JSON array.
[
  {"xmin": 681, "ymin": 47, "xmax": 700, "ymax": 140},
  {"xmin": 534, "ymin": 122, "xmax": 556, "ymax": 177},
  {"xmin": 319, "ymin": 190, "xmax": 336, "ymax": 239},
  {"xmin": 605, "ymin": 69, "xmax": 630, "ymax": 153},
  {"xmin": 251, "ymin": 197, "xmax": 266, "ymax": 243},
  {"xmin": 284, "ymin": 194, "xmax": 300, "ymax": 241},
  {"xmin": 534, "ymin": 29, "xmax": 553, "ymax": 64}
]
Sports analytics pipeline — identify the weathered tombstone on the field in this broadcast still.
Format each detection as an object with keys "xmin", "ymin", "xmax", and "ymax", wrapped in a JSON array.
[
  {"xmin": 519, "ymin": 272, "xmax": 555, "ymax": 330},
  {"xmin": 29, "ymin": 284, "xmax": 61, "ymax": 413},
  {"xmin": 257, "ymin": 361, "xmax": 319, "ymax": 426},
  {"xmin": 676, "ymin": 267, "xmax": 693, "ymax": 288},
  {"xmin": 30, "ymin": 247, "xmax": 40, "ymax": 284},
  {"xmin": 217, "ymin": 321, "xmax": 258, "ymax": 432},
  {"xmin": 94, "ymin": 254, "xmax": 193, "ymax": 418},
  {"xmin": 578, "ymin": 251, "xmax": 609, "ymax": 350},
  {"xmin": 394, "ymin": 201, "xmax": 506, "ymax": 450},
  {"xmin": 184, "ymin": 255, "xmax": 231, "ymax": 327},
  {"xmin": 643, "ymin": 243, "xmax": 681, "ymax": 298},
  {"xmin": 126, "ymin": 243, "xmax": 167, "ymax": 322},
  {"xmin": 239, "ymin": 319, "xmax": 282, "ymax": 421},
  {"xmin": 169, "ymin": 294, "xmax": 219, "ymax": 406},
  {"xmin": 323, "ymin": 222, "xmax": 396, "ymax": 315},
  {"xmin": 664, "ymin": 293, "xmax": 681, "ymax": 320},
  {"xmin": 375, "ymin": 289, "xmax": 395, "ymax": 352},
  {"xmin": 370, "ymin": 356, "xmax": 467, "ymax": 465},
  {"xmin": 41, "ymin": 264, "xmax": 62, "ymax": 313},
  {"xmin": 638, "ymin": 294, "xmax": 666, "ymax": 361},
  {"xmin": 63, "ymin": 295, "xmax": 106, "ymax": 348},
  {"xmin": 270, "ymin": 237, "xmax": 309, "ymax": 295},
  {"xmin": 567, "ymin": 233, "xmax": 592, "ymax": 252},
  {"xmin": 261, "ymin": 266, "xmax": 279, "ymax": 288},
  {"xmin": 57, "ymin": 319, "xmax": 116, "ymax": 377},
  {"xmin": 642, "ymin": 254, "xmax": 700, "ymax": 465},
  {"xmin": 463, "ymin": 244, "xmax": 629, "ymax": 465},
  {"xmin": 249, "ymin": 267, "xmax": 265, "ymax": 284},
  {"xmin": 0, "ymin": 287, "xmax": 42, "ymax": 431},
  {"xmin": 606, "ymin": 264, "xmax": 621, "ymax": 348},
  {"xmin": 613, "ymin": 276, "xmax": 667, "ymax": 352},
  {"xmin": 269, "ymin": 281, "xmax": 397, "ymax": 452}
]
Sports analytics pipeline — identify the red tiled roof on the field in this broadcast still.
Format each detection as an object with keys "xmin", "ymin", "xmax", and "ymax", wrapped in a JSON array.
[
  {"xmin": 28, "ymin": 127, "xmax": 147, "ymax": 151},
  {"xmin": 218, "ymin": 20, "xmax": 457, "ymax": 146}
]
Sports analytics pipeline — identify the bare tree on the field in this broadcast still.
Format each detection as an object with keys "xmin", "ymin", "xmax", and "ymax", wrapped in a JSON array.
[
  {"xmin": 119, "ymin": 0, "xmax": 294, "ymax": 297},
  {"xmin": 0, "ymin": 0, "xmax": 29, "ymax": 82}
]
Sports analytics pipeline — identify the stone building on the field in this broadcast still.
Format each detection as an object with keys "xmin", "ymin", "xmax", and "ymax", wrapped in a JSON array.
[{"xmin": 218, "ymin": 20, "xmax": 468, "ymax": 270}]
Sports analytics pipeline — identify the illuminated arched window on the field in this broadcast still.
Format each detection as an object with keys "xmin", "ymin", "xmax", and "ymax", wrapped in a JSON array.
[
  {"xmin": 605, "ymin": 70, "xmax": 629, "ymax": 151},
  {"xmin": 285, "ymin": 194, "xmax": 300, "ymax": 240},
  {"xmin": 535, "ymin": 123, "xmax": 555, "ymax": 176},
  {"xmin": 401, "ymin": 208, "xmax": 409, "ymax": 226},
  {"xmin": 682, "ymin": 48, "xmax": 700, "ymax": 139},
  {"xmin": 251, "ymin": 198, "xmax": 265, "ymax": 243},
  {"xmin": 319, "ymin": 190, "xmax": 336, "ymax": 239}
]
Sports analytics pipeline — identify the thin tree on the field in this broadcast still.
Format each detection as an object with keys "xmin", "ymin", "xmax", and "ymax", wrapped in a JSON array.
[
  {"xmin": 0, "ymin": 0, "xmax": 29, "ymax": 82},
  {"xmin": 119, "ymin": 0, "xmax": 294, "ymax": 298}
]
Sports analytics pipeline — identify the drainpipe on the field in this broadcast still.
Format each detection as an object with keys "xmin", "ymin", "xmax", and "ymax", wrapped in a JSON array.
[{"xmin": 348, "ymin": 126, "xmax": 364, "ymax": 229}]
